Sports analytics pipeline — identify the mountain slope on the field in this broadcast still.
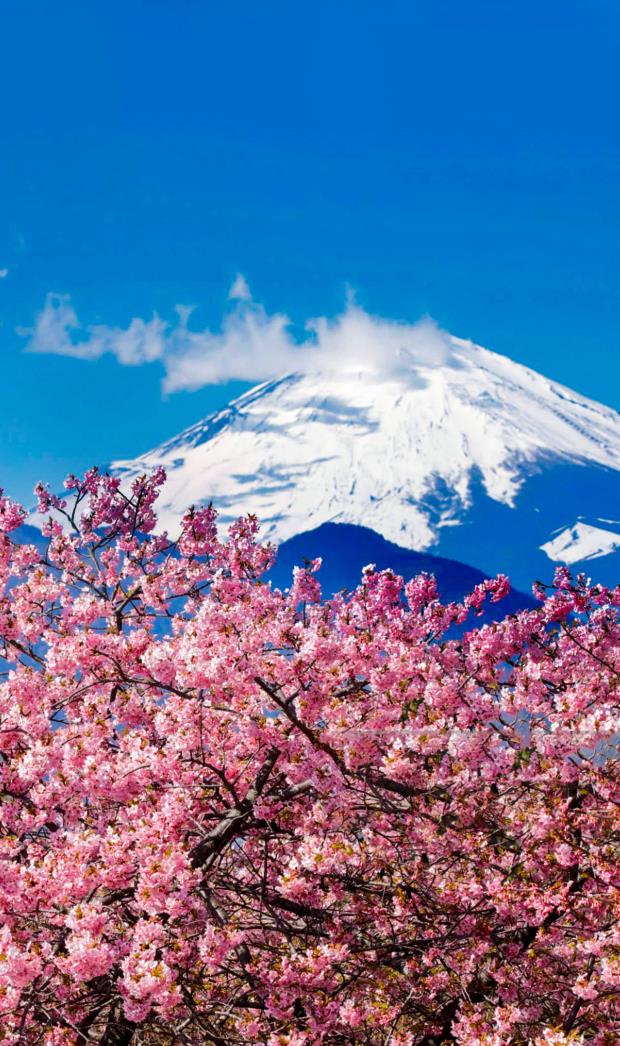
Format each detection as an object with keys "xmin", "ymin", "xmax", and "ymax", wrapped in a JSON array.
[
  {"xmin": 271, "ymin": 523, "xmax": 535, "ymax": 620},
  {"xmin": 113, "ymin": 335, "xmax": 620, "ymax": 590},
  {"xmin": 540, "ymin": 519, "xmax": 620, "ymax": 564}
]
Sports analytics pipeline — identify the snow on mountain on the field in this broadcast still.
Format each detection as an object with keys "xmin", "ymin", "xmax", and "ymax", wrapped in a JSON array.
[
  {"xmin": 541, "ymin": 520, "xmax": 620, "ymax": 564},
  {"xmin": 112, "ymin": 332, "xmax": 620, "ymax": 589}
]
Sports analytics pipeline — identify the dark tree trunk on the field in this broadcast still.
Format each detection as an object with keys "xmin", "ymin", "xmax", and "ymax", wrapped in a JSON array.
[{"xmin": 100, "ymin": 1006, "xmax": 137, "ymax": 1046}]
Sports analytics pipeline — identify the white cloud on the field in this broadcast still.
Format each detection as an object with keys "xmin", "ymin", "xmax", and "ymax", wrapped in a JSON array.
[
  {"xmin": 228, "ymin": 273, "xmax": 251, "ymax": 302},
  {"xmin": 0, "ymin": 268, "xmax": 8, "ymax": 279},
  {"xmin": 23, "ymin": 294, "xmax": 84, "ymax": 357},
  {"xmin": 22, "ymin": 280, "xmax": 455, "ymax": 393},
  {"xmin": 24, "ymin": 293, "xmax": 167, "ymax": 365}
]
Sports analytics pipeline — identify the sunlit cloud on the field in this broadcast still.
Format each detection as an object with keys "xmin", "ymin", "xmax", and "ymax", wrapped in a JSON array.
[{"xmin": 22, "ymin": 278, "xmax": 455, "ymax": 393}]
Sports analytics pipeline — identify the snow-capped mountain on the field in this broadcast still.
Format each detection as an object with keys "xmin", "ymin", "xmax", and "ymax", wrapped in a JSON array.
[{"xmin": 113, "ymin": 335, "xmax": 620, "ymax": 590}]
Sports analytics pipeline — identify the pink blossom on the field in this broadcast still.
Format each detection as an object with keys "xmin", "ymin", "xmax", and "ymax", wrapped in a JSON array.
[{"xmin": 0, "ymin": 469, "xmax": 615, "ymax": 1041}]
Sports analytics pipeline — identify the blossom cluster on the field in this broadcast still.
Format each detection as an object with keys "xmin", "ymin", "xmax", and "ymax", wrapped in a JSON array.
[{"xmin": 0, "ymin": 469, "xmax": 617, "ymax": 1043}]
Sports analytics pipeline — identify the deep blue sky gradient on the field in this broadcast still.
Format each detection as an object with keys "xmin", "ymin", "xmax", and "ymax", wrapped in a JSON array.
[{"xmin": 1, "ymin": 0, "xmax": 619, "ymax": 502}]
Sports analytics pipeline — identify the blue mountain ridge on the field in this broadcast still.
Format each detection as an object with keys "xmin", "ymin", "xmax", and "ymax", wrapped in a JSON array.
[{"xmin": 269, "ymin": 522, "xmax": 536, "ymax": 621}]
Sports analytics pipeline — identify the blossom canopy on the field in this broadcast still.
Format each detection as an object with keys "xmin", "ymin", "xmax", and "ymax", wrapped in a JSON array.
[{"xmin": 0, "ymin": 469, "xmax": 617, "ymax": 1044}]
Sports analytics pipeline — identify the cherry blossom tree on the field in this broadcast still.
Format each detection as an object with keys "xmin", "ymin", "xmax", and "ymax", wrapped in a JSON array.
[{"xmin": 0, "ymin": 468, "xmax": 617, "ymax": 1044}]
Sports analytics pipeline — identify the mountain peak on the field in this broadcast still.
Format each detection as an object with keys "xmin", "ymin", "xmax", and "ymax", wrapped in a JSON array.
[{"xmin": 112, "ymin": 335, "xmax": 620, "ymax": 589}]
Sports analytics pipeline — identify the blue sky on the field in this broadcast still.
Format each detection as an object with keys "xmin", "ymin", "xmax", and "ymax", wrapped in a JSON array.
[{"xmin": 1, "ymin": 0, "xmax": 619, "ymax": 504}]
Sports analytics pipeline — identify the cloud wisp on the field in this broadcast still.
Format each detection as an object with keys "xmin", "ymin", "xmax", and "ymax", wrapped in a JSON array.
[{"xmin": 22, "ymin": 280, "xmax": 455, "ymax": 393}]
